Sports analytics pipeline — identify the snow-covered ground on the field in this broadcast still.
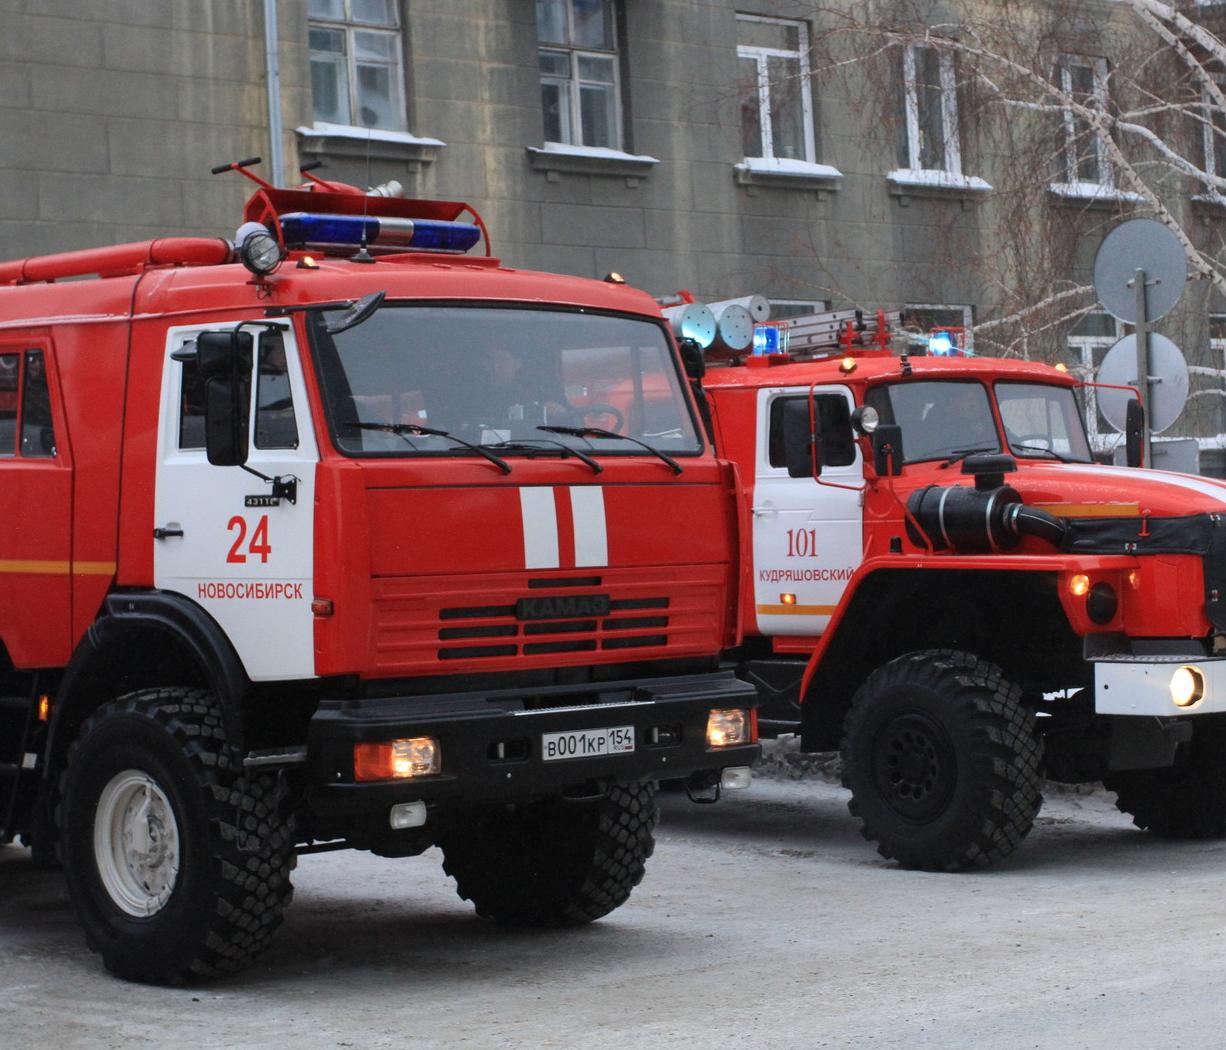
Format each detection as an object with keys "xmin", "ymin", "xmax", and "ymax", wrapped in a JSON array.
[{"xmin": 3, "ymin": 761, "xmax": 1225, "ymax": 1049}]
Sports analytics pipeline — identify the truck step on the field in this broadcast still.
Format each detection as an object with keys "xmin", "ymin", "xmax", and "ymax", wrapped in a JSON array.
[
  {"xmin": 0, "ymin": 695, "xmax": 31, "ymax": 713},
  {"xmin": 0, "ymin": 761, "xmax": 20, "ymax": 778}
]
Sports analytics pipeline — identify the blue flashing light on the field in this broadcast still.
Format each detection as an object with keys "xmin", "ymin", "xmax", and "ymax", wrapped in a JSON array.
[
  {"xmin": 928, "ymin": 331, "xmax": 955, "ymax": 356},
  {"xmin": 753, "ymin": 325, "xmax": 780, "ymax": 355},
  {"xmin": 279, "ymin": 212, "xmax": 481, "ymax": 254}
]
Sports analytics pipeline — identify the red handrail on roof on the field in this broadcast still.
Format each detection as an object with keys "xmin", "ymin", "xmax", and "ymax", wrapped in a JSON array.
[{"xmin": 0, "ymin": 237, "xmax": 234, "ymax": 287}]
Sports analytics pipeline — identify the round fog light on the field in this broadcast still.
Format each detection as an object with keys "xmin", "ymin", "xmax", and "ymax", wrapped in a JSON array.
[
  {"xmin": 1171, "ymin": 666, "xmax": 1205, "ymax": 709},
  {"xmin": 1087, "ymin": 582, "xmax": 1118, "ymax": 625}
]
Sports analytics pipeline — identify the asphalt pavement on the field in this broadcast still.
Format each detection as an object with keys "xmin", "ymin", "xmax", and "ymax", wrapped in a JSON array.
[{"xmin": 3, "ymin": 774, "xmax": 1226, "ymax": 1049}]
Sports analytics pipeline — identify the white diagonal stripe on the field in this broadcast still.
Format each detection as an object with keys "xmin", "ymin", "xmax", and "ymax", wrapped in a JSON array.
[
  {"xmin": 520, "ymin": 487, "xmax": 560, "ymax": 569},
  {"xmin": 571, "ymin": 486, "xmax": 608, "ymax": 567}
]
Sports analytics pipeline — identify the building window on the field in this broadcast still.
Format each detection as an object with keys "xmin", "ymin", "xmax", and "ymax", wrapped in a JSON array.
[
  {"xmin": 1056, "ymin": 55, "xmax": 1112, "ymax": 188},
  {"xmin": 901, "ymin": 45, "xmax": 961, "ymax": 173},
  {"xmin": 1203, "ymin": 79, "xmax": 1226, "ymax": 198},
  {"xmin": 308, "ymin": 0, "xmax": 405, "ymax": 131},
  {"xmin": 537, "ymin": 0, "xmax": 622, "ymax": 149},
  {"xmin": 768, "ymin": 299, "xmax": 828, "ymax": 321},
  {"xmin": 1065, "ymin": 311, "xmax": 1124, "ymax": 452},
  {"xmin": 905, "ymin": 304, "xmax": 974, "ymax": 351},
  {"xmin": 737, "ymin": 15, "xmax": 816, "ymax": 163}
]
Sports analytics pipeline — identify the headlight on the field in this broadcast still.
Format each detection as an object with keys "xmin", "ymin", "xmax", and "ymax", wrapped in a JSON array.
[
  {"xmin": 707, "ymin": 709, "xmax": 752, "ymax": 748},
  {"xmin": 1087, "ymin": 582, "xmax": 1118, "ymax": 625},
  {"xmin": 1170, "ymin": 666, "xmax": 1205, "ymax": 709},
  {"xmin": 354, "ymin": 737, "xmax": 441, "ymax": 781}
]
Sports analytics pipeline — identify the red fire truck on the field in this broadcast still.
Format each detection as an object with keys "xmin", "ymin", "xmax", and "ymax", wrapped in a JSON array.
[
  {"xmin": 699, "ymin": 318, "xmax": 1226, "ymax": 871},
  {"xmin": 0, "ymin": 163, "xmax": 758, "ymax": 982}
]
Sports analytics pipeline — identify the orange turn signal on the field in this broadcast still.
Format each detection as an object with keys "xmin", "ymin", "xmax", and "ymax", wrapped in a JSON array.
[{"xmin": 354, "ymin": 737, "xmax": 441, "ymax": 782}]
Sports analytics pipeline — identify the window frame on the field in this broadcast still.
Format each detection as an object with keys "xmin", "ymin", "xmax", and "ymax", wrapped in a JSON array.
[
  {"xmin": 902, "ymin": 44, "xmax": 961, "ymax": 175},
  {"xmin": 1066, "ymin": 310, "xmax": 1124, "ymax": 454},
  {"xmin": 308, "ymin": 0, "xmax": 407, "ymax": 132},
  {"xmin": 1203, "ymin": 75, "xmax": 1226, "ymax": 199},
  {"xmin": 1056, "ymin": 54, "xmax": 1113, "ymax": 189},
  {"xmin": 537, "ymin": 0, "xmax": 624, "ymax": 150},
  {"xmin": 736, "ymin": 13, "xmax": 817, "ymax": 164}
]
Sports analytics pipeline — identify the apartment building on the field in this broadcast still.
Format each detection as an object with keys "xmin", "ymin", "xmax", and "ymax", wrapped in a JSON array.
[{"xmin": 3, "ymin": 0, "xmax": 1226, "ymax": 460}]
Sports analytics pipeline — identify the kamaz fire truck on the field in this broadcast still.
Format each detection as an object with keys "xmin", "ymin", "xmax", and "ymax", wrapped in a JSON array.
[
  {"xmin": 0, "ymin": 161, "xmax": 758, "ymax": 982},
  {"xmin": 696, "ymin": 306, "xmax": 1226, "ymax": 871}
]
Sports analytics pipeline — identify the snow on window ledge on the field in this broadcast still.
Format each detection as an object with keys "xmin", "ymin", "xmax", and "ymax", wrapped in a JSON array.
[
  {"xmin": 887, "ymin": 169, "xmax": 993, "ymax": 203},
  {"xmin": 1047, "ymin": 181, "xmax": 1145, "ymax": 206},
  {"xmin": 527, "ymin": 142, "xmax": 659, "ymax": 184},
  {"xmin": 734, "ymin": 157, "xmax": 843, "ymax": 194},
  {"xmin": 296, "ymin": 123, "xmax": 445, "ymax": 169}
]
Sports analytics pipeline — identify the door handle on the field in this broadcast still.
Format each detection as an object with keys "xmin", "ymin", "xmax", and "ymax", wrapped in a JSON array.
[
  {"xmin": 153, "ymin": 524, "xmax": 184, "ymax": 540},
  {"xmin": 751, "ymin": 505, "xmax": 777, "ymax": 518}
]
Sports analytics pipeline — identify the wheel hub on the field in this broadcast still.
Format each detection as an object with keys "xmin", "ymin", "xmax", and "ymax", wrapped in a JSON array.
[
  {"xmin": 873, "ymin": 711, "xmax": 957, "ymax": 823},
  {"xmin": 94, "ymin": 770, "xmax": 181, "ymax": 917}
]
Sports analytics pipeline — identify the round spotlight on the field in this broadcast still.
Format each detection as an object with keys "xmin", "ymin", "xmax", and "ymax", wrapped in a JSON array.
[
  {"xmin": 1087, "ymin": 581, "xmax": 1118, "ymax": 624},
  {"xmin": 1170, "ymin": 666, "xmax": 1205, "ymax": 709},
  {"xmin": 235, "ymin": 221, "xmax": 283, "ymax": 275},
  {"xmin": 851, "ymin": 405, "xmax": 880, "ymax": 435},
  {"xmin": 1069, "ymin": 574, "xmax": 1090, "ymax": 598}
]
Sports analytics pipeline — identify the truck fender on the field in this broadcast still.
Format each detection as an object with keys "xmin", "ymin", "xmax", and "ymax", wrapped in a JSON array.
[{"xmin": 47, "ymin": 590, "xmax": 251, "ymax": 768}]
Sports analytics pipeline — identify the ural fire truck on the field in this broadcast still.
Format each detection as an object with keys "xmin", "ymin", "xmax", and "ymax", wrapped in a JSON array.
[
  {"xmin": 698, "ymin": 307, "xmax": 1226, "ymax": 871},
  {"xmin": 0, "ymin": 162, "xmax": 758, "ymax": 983}
]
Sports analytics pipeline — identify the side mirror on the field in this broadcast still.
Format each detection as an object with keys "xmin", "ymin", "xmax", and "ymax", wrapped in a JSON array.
[
  {"xmin": 678, "ymin": 338, "xmax": 706, "ymax": 380},
  {"xmin": 1126, "ymin": 398, "xmax": 1145, "ymax": 468},
  {"xmin": 194, "ymin": 330, "xmax": 253, "ymax": 467},
  {"xmin": 780, "ymin": 398, "xmax": 820, "ymax": 478},
  {"xmin": 872, "ymin": 424, "xmax": 905, "ymax": 476}
]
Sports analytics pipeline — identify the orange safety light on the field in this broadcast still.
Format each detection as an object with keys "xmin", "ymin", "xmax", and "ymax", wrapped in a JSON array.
[
  {"xmin": 353, "ymin": 738, "xmax": 441, "ymax": 782},
  {"xmin": 37, "ymin": 694, "xmax": 51, "ymax": 722}
]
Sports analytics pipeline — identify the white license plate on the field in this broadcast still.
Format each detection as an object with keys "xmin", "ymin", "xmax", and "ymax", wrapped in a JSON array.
[{"xmin": 542, "ymin": 725, "xmax": 635, "ymax": 762}]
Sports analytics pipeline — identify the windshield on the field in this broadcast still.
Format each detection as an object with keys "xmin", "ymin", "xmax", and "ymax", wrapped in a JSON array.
[
  {"xmin": 865, "ymin": 380, "xmax": 1000, "ymax": 463},
  {"xmin": 995, "ymin": 382, "xmax": 1093, "ymax": 463},
  {"xmin": 308, "ymin": 305, "xmax": 702, "ymax": 457}
]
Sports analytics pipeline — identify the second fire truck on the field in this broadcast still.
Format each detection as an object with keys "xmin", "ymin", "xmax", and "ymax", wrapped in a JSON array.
[{"xmin": 696, "ymin": 308, "xmax": 1226, "ymax": 871}]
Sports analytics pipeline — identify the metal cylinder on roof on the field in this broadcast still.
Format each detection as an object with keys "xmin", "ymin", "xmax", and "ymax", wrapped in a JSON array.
[
  {"xmin": 662, "ymin": 302, "xmax": 718, "ymax": 348},
  {"xmin": 707, "ymin": 295, "xmax": 770, "ymax": 322},
  {"xmin": 711, "ymin": 302, "xmax": 755, "ymax": 352}
]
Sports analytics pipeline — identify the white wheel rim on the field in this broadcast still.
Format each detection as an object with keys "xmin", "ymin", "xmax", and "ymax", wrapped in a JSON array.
[{"xmin": 93, "ymin": 770, "xmax": 181, "ymax": 917}]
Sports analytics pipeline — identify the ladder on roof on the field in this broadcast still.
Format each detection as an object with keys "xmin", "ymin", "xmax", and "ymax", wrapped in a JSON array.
[{"xmin": 770, "ymin": 307, "xmax": 905, "ymax": 357}]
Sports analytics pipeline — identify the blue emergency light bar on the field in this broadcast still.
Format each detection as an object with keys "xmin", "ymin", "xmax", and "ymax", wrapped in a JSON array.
[
  {"xmin": 752, "ymin": 324, "xmax": 787, "ymax": 355},
  {"xmin": 278, "ymin": 212, "xmax": 482, "ymax": 254},
  {"xmin": 926, "ymin": 329, "xmax": 972, "ymax": 357}
]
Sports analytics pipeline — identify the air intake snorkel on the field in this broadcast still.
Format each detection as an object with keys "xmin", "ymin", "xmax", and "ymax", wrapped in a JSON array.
[{"xmin": 906, "ymin": 453, "xmax": 1069, "ymax": 553}]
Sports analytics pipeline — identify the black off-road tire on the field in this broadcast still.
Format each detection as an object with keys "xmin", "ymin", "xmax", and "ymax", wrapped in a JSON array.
[
  {"xmin": 1106, "ymin": 718, "xmax": 1226, "ymax": 838},
  {"xmin": 439, "ymin": 782, "xmax": 657, "ymax": 926},
  {"xmin": 59, "ymin": 688, "xmax": 294, "ymax": 984},
  {"xmin": 840, "ymin": 650, "xmax": 1043, "ymax": 872}
]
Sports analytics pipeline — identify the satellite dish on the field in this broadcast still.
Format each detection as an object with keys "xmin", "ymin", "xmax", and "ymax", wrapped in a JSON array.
[
  {"xmin": 1096, "ymin": 333, "xmax": 1189, "ymax": 434},
  {"xmin": 1093, "ymin": 219, "xmax": 1187, "ymax": 324}
]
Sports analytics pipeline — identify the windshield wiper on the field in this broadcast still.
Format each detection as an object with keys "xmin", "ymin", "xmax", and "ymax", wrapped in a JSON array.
[
  {"xmin": 938, "ymin": 445, "xmax": 999, "ymax": 469},
  {"xmin": 350, "ymin": 422, "xmax": 512, "ymax": 474},
  {"xmin": 484, "ymin": 438, "xmax": 603, "ymax": 474},
  {"xmin": 1011, "ymin": 443, "xmax": 1077, "ymax": 464},
  {"xmin": 538, "ymin": 425, "xmax": 683, "ymax": 475}
]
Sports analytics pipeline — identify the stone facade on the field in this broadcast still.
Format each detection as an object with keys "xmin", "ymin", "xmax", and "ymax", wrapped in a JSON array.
[{"xmin": 3, "ymin": 0, "xmax": 1225, "ymax": 455}]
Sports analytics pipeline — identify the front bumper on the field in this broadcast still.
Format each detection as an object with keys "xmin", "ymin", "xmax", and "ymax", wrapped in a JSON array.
[
  {"xmin": 306, "ymin": 670, "xmax": 759, "ymax": 818},
  {"xmin": 1095, "ymin": 656, "xmax": 1226, "ymax": 716}
]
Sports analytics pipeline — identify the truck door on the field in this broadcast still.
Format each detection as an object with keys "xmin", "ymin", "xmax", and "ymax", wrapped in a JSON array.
[
  {"xmin": 751, "ymin": 386, "xmax": 863, "ymax": 636},
  {"xmin": 153, "ymin": 323, "xmax": 318, "ymax": 680},
  {"xmin": 0, "ymin": 341, "xmax": 73, "ymax": 665}
]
